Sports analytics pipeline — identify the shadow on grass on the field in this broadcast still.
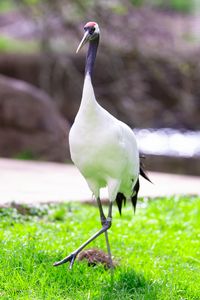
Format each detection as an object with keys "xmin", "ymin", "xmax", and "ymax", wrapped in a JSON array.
[{"xmin": 100, "ymin": 268, "xmax": 159, "ymax": 300}]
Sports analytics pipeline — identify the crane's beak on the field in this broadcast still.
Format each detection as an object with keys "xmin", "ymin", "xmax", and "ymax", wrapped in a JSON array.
[{"xmin": 76, "ymin": 31, "xmax": 90, "ymax": 53}]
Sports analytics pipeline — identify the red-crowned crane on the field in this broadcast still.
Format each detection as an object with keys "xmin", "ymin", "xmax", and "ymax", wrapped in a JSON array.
[{"xmin": 54, "ymin": 21, "xmax": 150, "ymax": 269}]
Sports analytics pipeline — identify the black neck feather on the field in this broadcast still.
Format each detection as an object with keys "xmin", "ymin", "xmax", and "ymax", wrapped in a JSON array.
[{"xmin": 85, "ymin": 36, "xmax": 99, "ymax": 79}]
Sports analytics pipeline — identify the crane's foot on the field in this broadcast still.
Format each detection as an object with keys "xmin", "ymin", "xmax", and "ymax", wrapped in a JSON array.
[
  {"xmin": 53, "ymin": 217, "xmax": 112, "ymax": 270},
  {"xmin": 53, "ymin": 252, "xmax": 77, "ymax": 269}
]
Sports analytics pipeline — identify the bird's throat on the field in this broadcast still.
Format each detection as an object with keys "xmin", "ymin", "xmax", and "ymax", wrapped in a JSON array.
[{"xmin": 85, "ymin": 36, "xmax": 99, "ymax": 79}]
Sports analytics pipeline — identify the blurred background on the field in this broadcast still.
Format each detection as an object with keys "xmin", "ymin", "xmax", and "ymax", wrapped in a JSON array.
[{"xmin": 0, "ymin": 0, "xmax": 199, "ymax": 175}]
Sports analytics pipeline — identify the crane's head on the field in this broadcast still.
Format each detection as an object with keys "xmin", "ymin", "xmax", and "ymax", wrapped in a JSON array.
[{"xmin": 76, "ymin": 21, "xmax": 100, "ymax": 53}]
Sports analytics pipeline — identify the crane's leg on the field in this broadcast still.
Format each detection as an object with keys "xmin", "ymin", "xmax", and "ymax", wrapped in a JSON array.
[
  {"xmin": 53, "ymin": 199, "xmax": 112, "ymax": 269},
  {"xmin": 96, "ymin": 197, "xmax": 113, "ymax": 268},
  {"xmin": 104, "ymin": 202, "xmax": 113, "ymax": 268},
  {"xmin": 96, "ymin": 196, "xmax": 106, "ymax": 222}
]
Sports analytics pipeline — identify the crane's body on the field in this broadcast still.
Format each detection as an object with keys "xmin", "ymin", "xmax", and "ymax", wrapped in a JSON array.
[
  {"xmin": 54, "ymin": 21, "xmax": 150, "ymax": 269},
  {"xmin": 69, "ymin": 74, "xmax": 139, "ymax": 202}
]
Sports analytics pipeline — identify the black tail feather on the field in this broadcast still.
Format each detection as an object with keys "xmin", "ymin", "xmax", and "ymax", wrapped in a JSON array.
[
  {"xmin": 140, "ymin": 155, "xmax": 152, "ymax": 183},
  {"xmin": 140, "ymin": 165, "xmax": 152, "ymax": 183},
  {"xmin": 116, "ymin": 178, "xmax": 140, "ymax": 215},
  {"xmin": 131, "ymin": 178, "xmax": 140, "ymax": 212},
  {"xmin": 115, "ymin": 156, "xmax": 151, "ymax": 215},
  {"xmin": 116, "ymin": 192, "xmax": 126, "ymax": 215}
]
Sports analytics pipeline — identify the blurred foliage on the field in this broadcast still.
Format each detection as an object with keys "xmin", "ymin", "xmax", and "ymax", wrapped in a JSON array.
[
  {"xmin": 0, "ymin": 0, "xmax": 196, "ymax": 13},
  {"xmin": 156, "ymin": 0, "xmax": 193, "ymax": 12},
  {"xmin": 14, "ymin": 150, "xmax": 39, "ymax": 160},
  {"xmin": 0, "ymin": 0, "xmax": 15, "ymax": 12},
  {"xmin": 0, "ymin": 36, "xmax": 39, "ymax": 53},
  {"xmin": 0, "ymin": 0, "xmax": 195, "ymax": 54},
  {"xmin": 130, "ymin": 0, "xmax": 194, "ymax": 12}
]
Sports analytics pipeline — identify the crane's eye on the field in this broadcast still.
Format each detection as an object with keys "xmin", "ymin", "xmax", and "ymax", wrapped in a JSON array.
[{"xmin": 89, "ymin": 27, "xmax": 95, "ymax": 35}]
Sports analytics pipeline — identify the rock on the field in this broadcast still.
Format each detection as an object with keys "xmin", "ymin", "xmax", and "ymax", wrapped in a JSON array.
[{"xmin": 0, "ymin": 75, "xmax": 69, "ymax": 162}]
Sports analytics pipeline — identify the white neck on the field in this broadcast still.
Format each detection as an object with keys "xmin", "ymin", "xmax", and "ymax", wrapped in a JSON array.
[{"xmin": 78, "ymin": 74, "xmax": 98, "ymax": 114}]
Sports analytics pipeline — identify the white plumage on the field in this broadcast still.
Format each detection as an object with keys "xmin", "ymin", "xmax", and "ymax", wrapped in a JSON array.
[
  {"xmin": 53, "ymin": 21, "xmax": 149, "ymax": 269},
  {"xmin": 69, "ymin": 74, "xmax": 139, "ymax": 202}
]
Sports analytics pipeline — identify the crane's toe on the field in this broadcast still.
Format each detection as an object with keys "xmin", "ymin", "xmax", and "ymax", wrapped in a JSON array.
[{"xmin": 53, "ymin": 252, "xmax": 77, "ymax": 269}]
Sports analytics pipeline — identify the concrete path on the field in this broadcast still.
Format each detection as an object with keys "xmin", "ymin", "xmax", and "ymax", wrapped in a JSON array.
[{"xmin": 0, "ymin": 158, "xmax": 199, "ymax": 205}]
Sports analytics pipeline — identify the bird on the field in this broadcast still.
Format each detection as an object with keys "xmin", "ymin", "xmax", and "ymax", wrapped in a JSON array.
[{"xmin": 53, "ymin": 21, "xmax": 151, "ymax": 269}]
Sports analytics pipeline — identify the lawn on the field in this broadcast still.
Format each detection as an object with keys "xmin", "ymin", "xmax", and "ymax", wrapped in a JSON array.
[{"xmin": 0, "ymin": 196, "xmax": 200, "ymax": 299}]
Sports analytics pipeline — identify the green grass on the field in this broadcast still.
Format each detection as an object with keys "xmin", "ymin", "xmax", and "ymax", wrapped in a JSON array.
[
  {"xmin": 14, "ymin": 150, "xmax": 39, "ymax": 161},
  {"xmin": 0, "ymin": 196, "xmax": 200, "ymax": 299}
]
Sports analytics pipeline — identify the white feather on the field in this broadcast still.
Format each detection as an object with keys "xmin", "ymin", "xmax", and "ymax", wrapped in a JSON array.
[{"xmin": 69, "ymin": 74, "xmax": 139, "ymax": 202}]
